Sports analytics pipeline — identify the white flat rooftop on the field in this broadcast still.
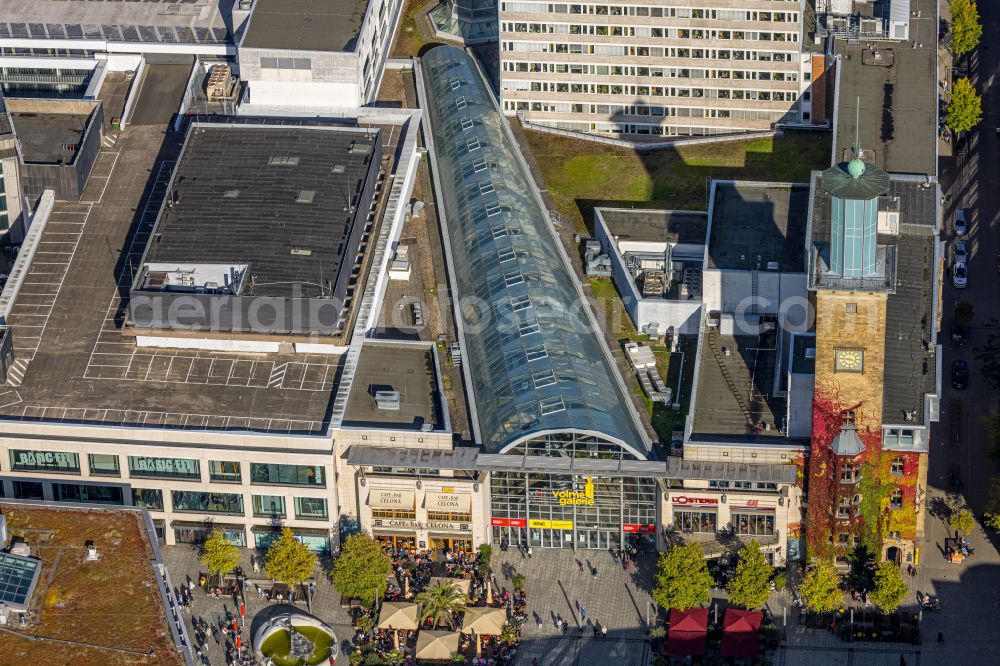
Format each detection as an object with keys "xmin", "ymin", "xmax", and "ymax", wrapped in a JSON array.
[{"xmin": 0, "ymin": 0, "xmax": 233, "ymax": 44}]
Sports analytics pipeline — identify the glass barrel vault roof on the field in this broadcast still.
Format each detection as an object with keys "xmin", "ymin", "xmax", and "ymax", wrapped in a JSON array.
[{"xmin": 420, "ymin": 46, "xmax": 650, "ymax": 457}]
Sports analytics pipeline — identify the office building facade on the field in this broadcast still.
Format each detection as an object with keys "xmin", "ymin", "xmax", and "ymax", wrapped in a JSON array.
[{"xmin": 498, "ymin": 0, "xmax": 824, "ymax": 137}]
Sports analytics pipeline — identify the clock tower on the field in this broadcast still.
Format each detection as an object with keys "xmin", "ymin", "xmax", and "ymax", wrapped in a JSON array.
[{"xmin": 804, "ymin": 128, "xmax": 901, "ymax": 562}]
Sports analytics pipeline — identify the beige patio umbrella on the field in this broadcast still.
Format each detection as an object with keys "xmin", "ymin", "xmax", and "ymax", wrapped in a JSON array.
[
  {"xmin": 414, "ymin": 630, "xmax": 460, "ymax": 661},
  {"xmin": 377, "ymin": 601, "xmax": 419, "ymax": 649},
  {"xmin": 462, "ymin": 607, "xmax": 507, "ymax": 656},
  {"xmin": 429, "ymin": 577, "xmax": 472, "ymax": 596}
]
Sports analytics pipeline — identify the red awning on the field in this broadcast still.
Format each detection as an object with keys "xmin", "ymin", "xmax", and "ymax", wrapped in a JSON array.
[
  {"xmin": 721, "ymin": 608, "xmax": 762, "ymax": 658},
  {"xmin": 667, "ymin": 608, "xmax": 708, "ymax": 656}
]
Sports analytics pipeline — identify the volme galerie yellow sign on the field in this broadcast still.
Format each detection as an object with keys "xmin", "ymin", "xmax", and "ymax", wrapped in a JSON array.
[
  {"xmin": 552, "ymin": 477, "xmax": 595, "ymax": 506},
  {"xmin": 529, "ymin": 519, "xmax": 574, "ymax": 530}
]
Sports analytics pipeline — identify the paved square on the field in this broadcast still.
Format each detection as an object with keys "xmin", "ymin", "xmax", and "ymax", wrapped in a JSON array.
[{"xmin": 489, "ymin": 548, "xmax": 655, "ymax": 666}]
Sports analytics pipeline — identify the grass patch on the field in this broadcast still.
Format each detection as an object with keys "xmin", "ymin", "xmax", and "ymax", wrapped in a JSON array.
[
  {"xmin": 588, "ymin": 277, "xmax": 647, "ymax": 342},
  {"xmin": 524, "ymin": 130, "xmax": 831, "ymax": 235},
  {"xmin": 392, "ymin": 0, "xmax": 433, "ymax": 57}
]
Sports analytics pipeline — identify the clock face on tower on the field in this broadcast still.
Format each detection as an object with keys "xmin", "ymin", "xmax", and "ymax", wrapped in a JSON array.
[{"xmin": 835, "ymin": 348, "xmax": 864, "ymax": 372}]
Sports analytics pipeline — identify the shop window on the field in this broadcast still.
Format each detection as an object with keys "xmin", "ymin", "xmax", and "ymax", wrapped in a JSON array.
[
  {"xmin": 731, "ymin": 511, "xmax": 775, "ymax": 536},
  {"xmin": 209, "ymin": 461, "xmax": 242, "ymax": 483},
  {"xmin": 171, "ymin": 491, "xmax": 244, "ymax": 515},
  {"xmin": 427, "ymin": 511, "xmax": 472, "ymax": 522},
  {"xmin": 128, "ymin": 456, "xmax": 200, "ymax": 480},
  {"xmin": 294, "ymin": 497, "xmax": 328, "ymax": 520},
  {"xmin": 250, "ymin": 463, "xmax": 324, "ymax": 487},
  {"xmin": 252, "ymin": 494, "xmax": 286, "ymax": 518},
  {"xmin": 673, "ymin": 509, "xmax": 717, "ymax": 533},
  {"xmin": 13, "ymin": 480, "xmax": 42, "ymax": 500},
  {"xmin": 11, "ymin": 449, "xmax": 79, "ymax": 473},
  {"xmin": 53, "ymin": 483, "xmax": 123, "ymax": 505},
  {"xmin": 372, "ymin": 508, "xmax": 417, "ymax": 520},
  {"xmin": 133, "ymin": 488, "xmax": 164, "ymax": 511},
  {"xmin": 88, "ymin": 453, "xmax": 120, "ymax": 477}
]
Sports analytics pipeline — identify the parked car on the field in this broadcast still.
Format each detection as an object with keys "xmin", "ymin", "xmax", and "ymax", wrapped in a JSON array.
[
  {"xmin": 954, "ymin": 240, "xmax": 968, "ymax": 266},
  {"xmin": 951, "ymin": 359, "xmax": 969, "ymax": 390},
  {"xmin": 953, "ymin": 263, "xmax": 968, "ymax": 289},
  {"xmin": 951, "ymin": 323, "xmax": 967, "ymax": 346},
  {"xmin": 955, "ymin": 209, "xmax": 968, "ymax": 236}
]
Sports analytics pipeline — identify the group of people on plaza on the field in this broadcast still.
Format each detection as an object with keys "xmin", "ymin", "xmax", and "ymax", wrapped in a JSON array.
[{"xmin": 346, "ymin": 545, "xmax": 522, "ymax": 665}]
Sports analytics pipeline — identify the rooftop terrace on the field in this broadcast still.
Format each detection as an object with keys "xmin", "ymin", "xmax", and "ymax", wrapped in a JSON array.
[
  {"xmin": 242, "ymin": 0, "xmax": 370, "ymax": 52},
  {"xmin": 343, "ymin": 342, "xmax": 447, "ymax": 431},
  {"xmin": 707, "ymin": 182, "xmax": 810, "ymax": 272}
]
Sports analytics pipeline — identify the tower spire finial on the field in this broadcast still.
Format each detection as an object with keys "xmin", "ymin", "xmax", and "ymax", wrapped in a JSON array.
[
  {"xmin": 847, "ymin": 96, "xmax": 866, "ymax": 178},
  {"xmin": 854, "ymin": 96, "xmax": 862, "ymax": 159}
]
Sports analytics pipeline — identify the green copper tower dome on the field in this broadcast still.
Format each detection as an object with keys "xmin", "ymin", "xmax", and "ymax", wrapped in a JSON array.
[{"xmin": 847, "ymin": 158, "xmax": 866, "ymax": 178}]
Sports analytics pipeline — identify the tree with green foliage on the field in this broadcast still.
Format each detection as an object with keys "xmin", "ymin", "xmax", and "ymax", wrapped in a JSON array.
[
  {"xmin": 265, "ymin": 527, "xmax": 317, "ymax": 588},
  {"xmin": 652, "ymin": 543, "xmax": 714, "ymax": 611},
  {"xmin": 950, "ymin": 0, "xmax": 983, "ymax": 55},
  {"xmin": 477, "ymin": 543, "xmax": 493, "ymax": 575},
  {"xmin": 726, "ymin": 540, "xmax": 773, "ymax": 609},
  {"xmin": 870, "ymin": 562, "xmax": 907, "ymax": 613},
  {"xmin": 798, "ymin": 561, "xmax": 843, "ymax": 613},
  {"xmin": 200, "ymin": 529, "xmax": 240, "ymax": 576},
  {"xmin": 331, "ymin": 533, "xmax": 393, "ymax": 608},
  {"xmin": 415, "ymin": 581, "xmax": 468, "ymax": 628},
  {"xmin": 946, "ymin": 77, "xmax": 982, "ymax": 133},
  {"xmin": 949, "ymin": 508, "xmax": 976, "ymax": 537}
]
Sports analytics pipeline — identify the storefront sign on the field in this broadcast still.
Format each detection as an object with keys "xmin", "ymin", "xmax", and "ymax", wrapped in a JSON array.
[
  {"xmin": 552, "ymin": 477, "xmax": 595, "ymax": 506},
  {"xmin": 622, "ymin": 524, "xmax": 656, "ymax": 533},
  {"xmin": 671, "ymin": 496, "xmax": 718, "ymax": 505},
  {"xmin": 426, "ymin": 491, "xmax": 471, "ymax": 513},
  {"xmin": 374, "ymin": 519, "xmax": 420, "ymax": 529},
  {"xmin": 491, "ymin": 517, "xmax": 527, "ymax": 528},
  {"xmin": 373, "ymin": 519, "xmax": 471, "ymax": 532},
  {"xmin": 529, "ymin": 519, "xmax": 574, "ymax": 530},
  {"xmin": 740, "ymin": 499, "xmax": 776, "ymax": 508},
  {"xmin": 426, "ymin": 521, "xmax": 471, "ymax": 532},
  {"xmin": 369, "ymin": 488, "xmax": 415, "ymax": 509}
]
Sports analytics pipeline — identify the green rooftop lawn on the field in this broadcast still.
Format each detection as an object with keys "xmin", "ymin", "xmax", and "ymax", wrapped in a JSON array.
[{"xmin": 524, "ymin": 129, "xmax": 831, "ymax": 235}]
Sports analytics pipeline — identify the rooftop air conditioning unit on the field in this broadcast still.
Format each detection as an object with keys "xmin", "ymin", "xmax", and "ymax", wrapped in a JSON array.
[
  {"xmin": 805, "ymin": 348, "xmax": 817, "ymax": 359},
  {"xmin": 375, "ymin": 390, "xmax": 401, "ymax": 411},
  {"xmin": 9, "ymin": 540, "xmax": 29, "ymax": 557}
]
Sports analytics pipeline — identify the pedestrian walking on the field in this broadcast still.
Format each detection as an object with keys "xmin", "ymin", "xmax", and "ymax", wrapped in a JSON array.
[
  {"xmin": 577, "ymin": 560, "xmax": 584, "ymax": 573},
  {"xmin": 556, "ymin": 616, "xmax": 563, "ymax": 631},
  {"xmin": 938, "ymin": 631, "xmax": 944, "ymax": 644},
  {"xmin": 527, "ymin": 546, "xmax": 533, "ymax": 559},
  {"xmin": 592, "ymin": 566, "xmax": 598, "ymax": 579},
  {"xmin": 601, "ymin": 625, "xmax": 607, "ymax": 639},
  {"xmin": 580, "ymin": 607, "xmax": 588, "ymax": 622},
  {"xmin": 593, "ymin": 624, "xmax": 600, "ymax": 638}
]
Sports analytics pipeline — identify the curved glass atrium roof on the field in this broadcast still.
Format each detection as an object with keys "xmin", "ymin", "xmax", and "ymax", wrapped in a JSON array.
[{"xmin": 420, "ymin": 46, "xmax": 650, "ymax": 457}]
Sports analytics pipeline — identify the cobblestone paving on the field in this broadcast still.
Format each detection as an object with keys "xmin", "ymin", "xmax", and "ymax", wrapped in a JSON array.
[{"xmin": 490, "ymin": 548, "xmax": 656, "ymax": 666}]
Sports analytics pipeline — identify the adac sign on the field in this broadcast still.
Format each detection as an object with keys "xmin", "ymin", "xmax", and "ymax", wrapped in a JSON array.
[{"xmin": 553, "ymin": 478, "xmax": 595, "ymax": 507}]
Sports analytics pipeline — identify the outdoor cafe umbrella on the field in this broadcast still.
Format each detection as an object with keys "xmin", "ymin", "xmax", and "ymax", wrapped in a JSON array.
[
  {"xmin": 414, "ymin": 630, "xmax": 460, "ymax": 661},
  {"xmin": 721, "ymin": 608, "xmax": 762, "ymax": 658},
  {"xmin": 461, "ymin": 607, "xmax": 507, "ymax": 656},
  {"xmin": 429, "ymin": 577, "xmax": 472, "ymax": 596},
  {"xmin": 377, "ymin": 601, "xmax": 420, "ymax": 649},
  {"xmin": 667, "ymin": 608, "xmax": 708, "ymax": 656}
]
